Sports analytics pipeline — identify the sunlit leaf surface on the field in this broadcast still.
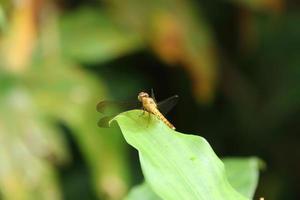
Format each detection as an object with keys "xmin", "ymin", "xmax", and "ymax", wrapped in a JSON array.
[
  {"xmin": 223, "ymin": 157, "xmax": 263, "ymax": 199},
  {"xmin": 124, "ymin": 182, "xmax": 161, "ymax": 200},
  {"xmin": 125, "ymin": 157, "xmax": 262, "ymax": 200},
  {"xmin": 113, "ymin": 110, "xmax": 249, "ymax": 200}
]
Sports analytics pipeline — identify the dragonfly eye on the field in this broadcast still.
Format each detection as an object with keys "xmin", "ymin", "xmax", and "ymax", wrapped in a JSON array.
[{"xmin": 138, "ymin": 92, "xmax": 149, "ymax": 101}]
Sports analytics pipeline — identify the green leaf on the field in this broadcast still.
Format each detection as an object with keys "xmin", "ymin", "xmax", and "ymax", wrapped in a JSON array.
[
  {"xmin": 113, "ymin": 110, "xmax": 248, "ymax": 200},
  {"xmin": 124, "ymin": 182, "xmax": 161, "ymax": 200},
  {"xmin": 0, "ymin": 86, "xmax": 67, "ymax": 199},
  {"xmin": 125, "ymin": 157, "xmax": 263, "ymax": 200},
  {"xmin": 26, "ymin": 58, "xmax": 131, "ymax": 199},
  {"xmin": 60, "ymin": 7, "xmax": 143, "ymax": 63},
  {"xmin": 0, "ymin": 5, "xmax": 6, "ymax": 32},
  {"xmin": 223, "ymin": 157, "xmax": 263, "ymax": 199}
]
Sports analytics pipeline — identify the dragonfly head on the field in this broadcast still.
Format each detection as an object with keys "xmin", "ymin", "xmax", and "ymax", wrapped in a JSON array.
[{"xmin": 138, "ymin": 92, "xmax": 149, "ymax": 102}]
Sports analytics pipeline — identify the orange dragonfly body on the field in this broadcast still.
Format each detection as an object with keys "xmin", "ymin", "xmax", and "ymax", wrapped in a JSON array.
[
  {"xmin": 97, "ymin": 90, "xmax": 178, "ymax": 130},
  {"xmin": 137, "ymin": 92, "xmax": 176, "ymax": 129}
]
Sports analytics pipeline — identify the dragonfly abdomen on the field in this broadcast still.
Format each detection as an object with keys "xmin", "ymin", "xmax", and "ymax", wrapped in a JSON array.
[
  {"xmin": 139, "ymin": 92, "xmax": 176, "ymax": 130},
  {"xmin": 151, "ymin": 108, "xmax": 176, "ymax": 130}
]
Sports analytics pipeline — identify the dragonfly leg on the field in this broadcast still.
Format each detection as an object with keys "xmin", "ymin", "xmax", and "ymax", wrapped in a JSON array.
[
  {"xmin": 146, "ymin": 111, "xmax": 151, "ymax": 128},
  {"xmin": 139, "ymin": 108, "xmax": 146, "ymax": 117}
]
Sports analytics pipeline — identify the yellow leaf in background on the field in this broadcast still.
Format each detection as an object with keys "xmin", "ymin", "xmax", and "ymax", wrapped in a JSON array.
[
  {"xmin": 105, "ymin": 0, "xmax": 219, "ymax": 103},
  {"xmin": 151, "ymin": 12, "xmax": 183, "ymax": 65},
  {"xmin": 1, "ymin": 0, "xmax": 37, "ymax": 73},
  {"xmin": 149, "ymin": 7, "xmax": 218, "ymax": 103}
]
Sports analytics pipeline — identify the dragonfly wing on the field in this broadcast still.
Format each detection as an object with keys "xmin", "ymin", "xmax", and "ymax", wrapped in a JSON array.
[
  {"xmin": 97, "ymin": 115, "xmax": 115, "ymax": 128},
  {"xmin": 157, "ymin": 95, "xmax": 179, "ymax": 115},
  {"xmin": 96, "ymin": 100, "xmax": 140, "ymax": 114},
  {"xmin": 151, "ymin": 88, "xmax": 157, "ymax": 103},
  {"xmin": 97, "ymin": 100, "xmax": 117, "ymax": 113}
]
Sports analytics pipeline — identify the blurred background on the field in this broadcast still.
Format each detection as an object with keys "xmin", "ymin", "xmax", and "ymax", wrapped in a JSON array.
[{"xmin": 0, "ymin": 0, "xmax": 299, "ymax": 199}]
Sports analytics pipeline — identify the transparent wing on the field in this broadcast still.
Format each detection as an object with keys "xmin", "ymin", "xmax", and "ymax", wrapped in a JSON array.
[
  {"xmin": 151, "ymin": 88, "xmax": 157, "ymax": 102},
  {"xmin": 97, "ymin": 94, "xmax": 178, "ymax": 128},
  {"xmin": 157, "ymin": 95, "xmax": 179, "ymax": 115},
  {"xmin": 96, "ymin": 100, "xmax": 141, "ymax": 128},
  {"xmin": 96, "ymin": 100, "xmax": 139, "ymax": 114},
  {"xmin": 97, "ymin": 115, "xmax": 115, "ymax": 128}
]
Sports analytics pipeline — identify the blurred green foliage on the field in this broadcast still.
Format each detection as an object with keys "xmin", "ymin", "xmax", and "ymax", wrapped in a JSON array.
[
  {"xmin": 0, "ymin": 0, "xmax": 299, "ymax": 199},
  {"xmin": 60, "ymin": 7, "xmax": 143, "ymax": 63}
]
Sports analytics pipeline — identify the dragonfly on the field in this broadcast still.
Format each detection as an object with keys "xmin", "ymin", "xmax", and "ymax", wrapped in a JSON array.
[{"xmin": 97, "ymin": 90, "xmax": 179, "ymax": 130}]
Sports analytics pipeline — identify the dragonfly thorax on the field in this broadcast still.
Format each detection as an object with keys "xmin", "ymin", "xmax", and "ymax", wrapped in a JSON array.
[{"xmin": 138, "ymin": 92, "xmax": 158, "ymax": 111}]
